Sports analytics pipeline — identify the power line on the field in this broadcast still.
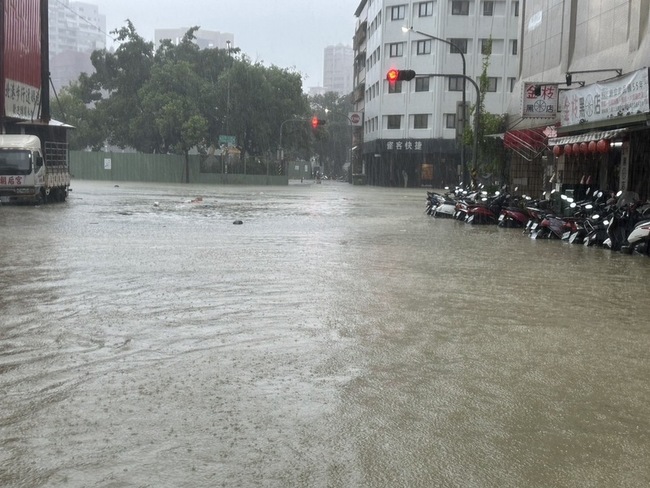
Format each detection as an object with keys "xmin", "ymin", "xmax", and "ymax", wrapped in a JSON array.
[{"xmin": 51, "ymin": 0, "xmax": 116, "ymax": 42}]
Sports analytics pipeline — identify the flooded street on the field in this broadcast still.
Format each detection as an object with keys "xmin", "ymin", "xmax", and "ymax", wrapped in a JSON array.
[{"xmin": 1, "ymin": 180, "xmax": 649, "ymax": 487}]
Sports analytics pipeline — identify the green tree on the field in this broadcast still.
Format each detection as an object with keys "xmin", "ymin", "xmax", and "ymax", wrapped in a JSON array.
[
  {"xmin": 50, "ymin": 80, "xmax": 105, "ymax": 150},
  {"xmin": 59, "ymin": 21, "xmax": 311, "ymax": 173},
  {"xmin": 463, "ymin": 37, "xmax": 507, "ymax": 183},
  {"xmin": 85, "ymin": 21, "xmax": 156, "ymax": 150},
  {"xmin": 309, "ymin": 92, "xmax": 354, "ymax": 177}
]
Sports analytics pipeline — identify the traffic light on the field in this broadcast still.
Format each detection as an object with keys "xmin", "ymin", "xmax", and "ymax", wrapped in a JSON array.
[
  {"xmin": 386, "ymin": 69, "xmax": 416, "ymax": 83},
  {"xmin": 311, "ymin": 116, "xmax": 326, "ymax": 129}
]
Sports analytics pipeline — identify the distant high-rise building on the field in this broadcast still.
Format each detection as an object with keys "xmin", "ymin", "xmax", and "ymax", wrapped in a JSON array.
[
  {"xmin": 323, "ymin": 44, "xmax": 353, "ymax": 95},
  {"xmin": 48, "ymin": 0, "xmax": 106, "ymax": 91},
  {"xmin": 154, "ymin": 28, "xmax": 234, "ymax": 50}
]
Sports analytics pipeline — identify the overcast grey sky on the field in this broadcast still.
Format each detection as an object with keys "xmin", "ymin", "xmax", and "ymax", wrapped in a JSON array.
[{"xmin": 91, "ymin": 0, "xmax": 357, "ymax": 89}]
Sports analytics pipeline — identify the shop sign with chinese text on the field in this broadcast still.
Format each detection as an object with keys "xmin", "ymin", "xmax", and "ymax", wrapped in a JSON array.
[
  {"xmin": 559, "ymin": 68, "xmax": 649, "ymax": 126},
  {"xmin": 4, "ymin": 79, "xmax": 41, "ymax": 119},
  {"xmin": 383, "ymin": 140, "xmax": 425, "ymax": 152},
  {"xmin": 522, "ymin": 83, "xmax": 558, "ymax": 118}
]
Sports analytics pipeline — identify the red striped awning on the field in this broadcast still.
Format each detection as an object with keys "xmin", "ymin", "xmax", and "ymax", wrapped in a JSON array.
[{"xmin": 503, "ymin": 127, "xmax": 548, "ymax": 150}]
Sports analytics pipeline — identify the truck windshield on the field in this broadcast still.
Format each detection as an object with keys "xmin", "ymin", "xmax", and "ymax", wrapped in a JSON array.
[{"xmin": 0, "ymin": 150, "xmax": 31, "ymax": 176}]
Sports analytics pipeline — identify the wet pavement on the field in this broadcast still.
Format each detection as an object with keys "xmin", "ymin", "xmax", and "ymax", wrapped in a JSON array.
[{"xmin": 1, "ymin": 180, "xmax": 649, "ymax": 487}]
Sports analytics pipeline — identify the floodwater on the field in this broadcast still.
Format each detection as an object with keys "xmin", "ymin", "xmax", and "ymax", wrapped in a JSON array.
[{"xmin": 1, "ymin": 180, "xmax": 649, "ymax": 488}]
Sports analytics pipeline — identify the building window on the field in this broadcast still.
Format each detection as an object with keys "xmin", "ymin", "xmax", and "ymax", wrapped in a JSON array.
[
  {"xmin": 483, "ymin": 1, "xmax": 494, "ymax": 16},
  {"xmin": 485, "ymin": 77, "xmax": 498, "ymax": 92},
  {"xmin": 416, "ymin": 39, "xmax": 432, "ymax": 55},
  {"xmin": 452, "ymin": 1, "xmax": 469, "ymax": 15},
  {"xmin": 481, "ymin": 39, "xmax": 492, "ymax": 55},
  {"xmin": 418, "ymin": 1, "xmax": 433, "ymax": 17},
  {"xmin": 449, "ymin": 76, "xmax": 464, "ymax": 91},
  {"xmin": 415, "ymin": 77, "xmax": 430, "ymax": 92},
  {"xmin": 445, "ymin": 113, "xmax": 457, "ymax": 129},
  {"xmin": 389, "ymin": 42, "xmax": 404, "ymax": 57},
  {"xmin": 449, "ymin": 38, "xmax": 468, "ymax": 54},
  {"xmin": 508, "ymin": 77, "xmax": 516, "ymax": 92},
  {"xmin": 414, "ymin": 114, "xmax": 429, "ymax": 129},
  {"xmin": 511, "ymin": 39, "xmax": 518, "ymax": 55},
  {"xmin": 387, "ymin": 115, "xmax": 401, "ymax": 129},
  {"xmin": 388, "ymin": 80, "xmax": 403, "ymax": 93},
  {"xmin": 513, "ymin": 1, "xmax": 519, "ymax": 16},
  {"xmin": 391, "ymin": 5, "xmax": 406, "ymax": 20}
]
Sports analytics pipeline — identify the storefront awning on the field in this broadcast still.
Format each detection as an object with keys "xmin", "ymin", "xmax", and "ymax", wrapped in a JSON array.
[
  {"xmin": 503, "ymin": 127, "xmax": 548, "ymax": 150},
  {"xmin": 548, "ymin": 128, "xmax": 627, "ymax": 146},
  {"xmin": 502, "ymin": 126, "xmax": 549, "ymax": 161}
]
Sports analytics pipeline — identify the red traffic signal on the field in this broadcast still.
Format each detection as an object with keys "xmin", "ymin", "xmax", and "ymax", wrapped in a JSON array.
[
  {"xmin": 386, "ymin": 69, "xmax": 416, "ymax": 82},
  {"xmin": 311, "ymin": 116, "xmax": 326, "ymax": 129}
]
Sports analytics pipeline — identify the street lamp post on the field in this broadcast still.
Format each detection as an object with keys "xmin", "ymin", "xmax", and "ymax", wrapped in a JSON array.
[
  {"xmin": 278, "ymin": 117, "xmax": 309, "ymax": 177},
  {"xmin": 225, "ymin": 40, "xmax": 232, "ymax": 136},
  {"xmin": 404, "ymin": 26, "xmax": 469, "ymax": 184},
  {"xmin": 324, "ymin": 108, "xmax": 354, "ymax": 179}
]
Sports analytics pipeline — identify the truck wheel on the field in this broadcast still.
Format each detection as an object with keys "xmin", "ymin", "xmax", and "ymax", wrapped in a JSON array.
[{"xmin": 35, "ymin": 189, "xmax": 47, "ymax": 205}]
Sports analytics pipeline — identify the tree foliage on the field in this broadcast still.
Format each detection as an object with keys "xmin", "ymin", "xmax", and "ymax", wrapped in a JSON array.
[
  {"xmin": 308, "ymin": 91, "xmax": 354, "ymax": 177},
  {"xmin": 463, "ymin": 37, "xmax": 508, "ymax": 181},
  {"xmin": 53, "ymin": 22, "xmax": 310, "ymax": 160}
]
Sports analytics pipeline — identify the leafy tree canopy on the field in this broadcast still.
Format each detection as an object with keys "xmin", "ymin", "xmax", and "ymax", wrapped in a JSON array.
[{"xmin": 55, "ymin": 22, "xmax": 310, "ymax": 158}]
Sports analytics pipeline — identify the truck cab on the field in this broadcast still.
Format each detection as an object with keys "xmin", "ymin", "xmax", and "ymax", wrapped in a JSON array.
[{"xmin": 0, "ymin": 134, "xmax": 70, "ymax": 204}]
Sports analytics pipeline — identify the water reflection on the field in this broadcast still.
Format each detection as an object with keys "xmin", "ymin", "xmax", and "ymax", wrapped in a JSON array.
[{"xmin": 1, "ymin": 180, "xmax": 649, "ymax": 487}]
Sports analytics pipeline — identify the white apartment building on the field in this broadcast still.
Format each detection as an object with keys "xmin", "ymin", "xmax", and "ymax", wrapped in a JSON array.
[
  {"xmin": 48, "ymin": 0, "xmax": 106, "ymax": 91},
  {"xmin": 354, "ymin": 0, "xmax": 520, "ymax": 187},
  {"xmin": 323, "ymin": 44, "xmax": 354, "ymax": 95}
]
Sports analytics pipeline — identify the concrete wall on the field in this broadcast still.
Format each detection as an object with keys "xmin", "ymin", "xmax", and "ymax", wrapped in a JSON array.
[{"xmin": 69, "ymin": 151, "xmax": 288, "ymax": 185}]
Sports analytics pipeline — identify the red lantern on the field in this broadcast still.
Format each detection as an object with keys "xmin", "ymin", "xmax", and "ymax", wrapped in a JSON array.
[
  {"xmin": 564, "ymin": 144, "xmax": 572, "ymax": 156},
  {"xmin": 553, "ymin": 145, "xmax": 563, "ymax": 157},
  {"xmin": 597, "ymin": 139, "xmax": 610, "ymax": 153},
  {"xmin": 580, "ymin": 142, "xmax": 588, "ymax": 154},
  {"xmin": 588, "ymin": 140, "xmax": 597, "ymax": 153},
  {"xmin": 573, "ymin": 143, "xmax": 580, "ymax": 155}
]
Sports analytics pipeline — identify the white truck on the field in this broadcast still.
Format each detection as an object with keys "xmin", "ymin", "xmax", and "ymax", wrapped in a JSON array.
[{"xmin": 0, "ymin": 134, "xmax": 71, "ymax": 204}]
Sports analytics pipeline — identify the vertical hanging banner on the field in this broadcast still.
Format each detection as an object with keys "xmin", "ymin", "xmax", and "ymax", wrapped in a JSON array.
[
  {"xmin": 2, "ymin": 0, "xmax": 42, "ymax": 119},
  {"xmin": 559, "ymin": 68, "xmax": 650, "ymax": 126}
]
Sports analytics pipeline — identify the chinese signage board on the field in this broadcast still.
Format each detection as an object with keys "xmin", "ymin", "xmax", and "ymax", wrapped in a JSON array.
[
  {"xmin": 2, "ymin": 0, "xmax": 42, "ymax": 119},
  {"xmin": 559, "ymin": 68, "xmax": 650, "ymax": 126},
  {"xmin": 383, "ymin": 140, "xmax": 425, "ymax": 152},
  {"xmin": 4, "ymin": 79, "xmax": 41, "ymax": 119},
  {"xmin": 522, "ymin": 83, "xmax": 558, "ymax": 118}
]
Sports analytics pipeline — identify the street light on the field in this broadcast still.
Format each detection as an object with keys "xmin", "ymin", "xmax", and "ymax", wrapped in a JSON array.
[
  {"xmin": 403, "ymin": 26, "xmax": 468, "ymax": 184},
  {"xmin": 278, "ymin": 117, "xmax": 311, "ymax": 178},
  {"xmin": 225, "ymin": 40, "xmax": 232, "ymax": 136},
  {"xmin": 324, "ymin": 108, "xmax": 355, "ymax": 179}
]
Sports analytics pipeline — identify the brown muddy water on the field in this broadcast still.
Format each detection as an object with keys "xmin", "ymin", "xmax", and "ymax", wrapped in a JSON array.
[{"xmin": 1, "ymin": 180, "xmax": 649, "ymax": 488}]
